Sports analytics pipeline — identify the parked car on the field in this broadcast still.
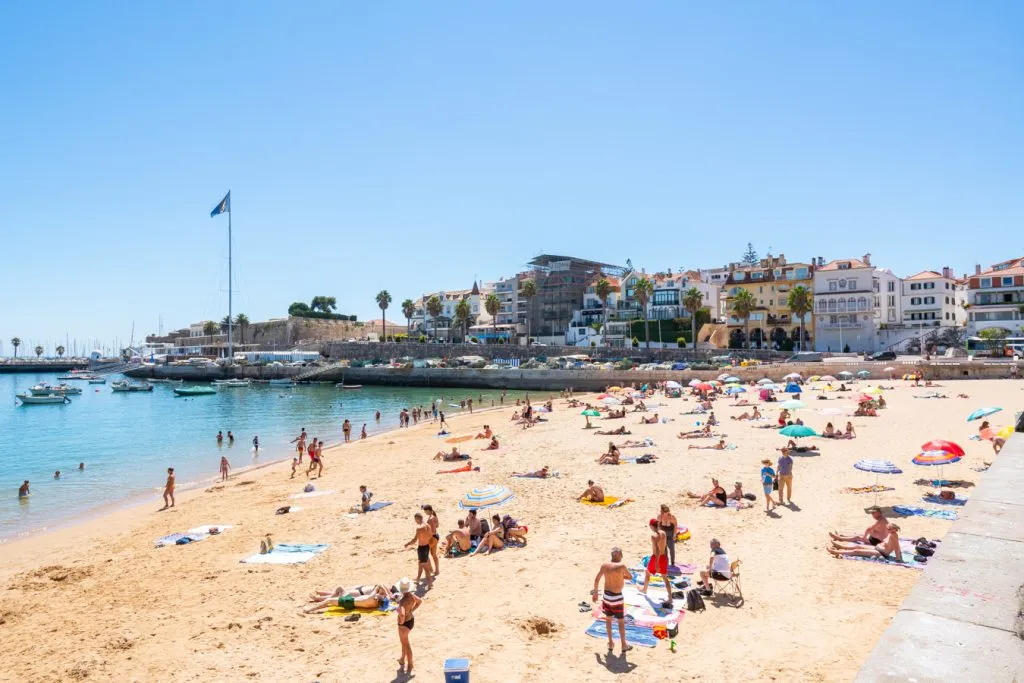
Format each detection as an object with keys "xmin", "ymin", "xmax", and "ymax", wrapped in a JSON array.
[
  {"xmin": 785, "ymin": 352, "xmax": 823, "ymax": 363},
  {"xmin": 868, "ymin": 351, "xmax": 897, "ymax": 361}
]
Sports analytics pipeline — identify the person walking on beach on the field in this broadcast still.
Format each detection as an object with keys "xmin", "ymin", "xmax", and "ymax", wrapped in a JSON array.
[
  {"xmin": 360, "ymin": 424, "xmax": 367, "ymax": 439},
  {"xmin": 438, "ymin": 411, "xmax": 449, "ymax": 431},
  {"xmin": 219, "ymin": 455, "xmax": 231, "ymax": 482},
  {"xmin": 467, "ymin": 397, "xmax": 473, "ymax": 413},
  {"xmin": 422, "ymin": 504, "xmax": 441, "ymax": 576},
  {"xmin": 760, "ymin": 459, "xmax": 778, "ymax": 512},
  {"xmin": 342, "ymin": 419, "xmax": 352, "ymax": 442},
  {"xmin": 292, "ymin": 429, "xmax": 306, "ymax": 463},
  {"xmin": 657, "ymin": 504, "xmax": 678, "ymax": 567},
  {"xmin": 161, "ymin": 468, "xmax": 175, "ymax": 510},
  {"xmin": 777, "ymin": 448, "xmax": 794, "ymax": 505},
  {"xmin": 642, "ymin": 519, "xmax": 670, "ymax": 595},
  {"xmin": 591, "ymin": 547, "xmax": 633, "ymax": 654},
  {"xmin": 404, "ymin": 513, "xmax": 435, "ymax": 589},
  {"xmin": 396, "ymin": 586, "xmax": 422, "ymax": 675}
]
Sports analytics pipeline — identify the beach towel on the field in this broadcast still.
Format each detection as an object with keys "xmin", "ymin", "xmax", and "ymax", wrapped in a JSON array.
[
  {"xmin": 620, "ymin": 456, "xmax": 657, "ymax": 464},
  {"xmin": 593, "ymin": 602, "xmax": 685, "ymax": 627},
  {"xmin": 365, "ymin": 501, "xmax": 393, "ymax": 512},
  {"xmin": 704, "ymin": 499, "xmax": 752, "ymax": 510},
  {"xmin": 968, "ymin": 434, "xmax": 981, "ymax": 441},
  {"xmin": 581, "ymin": 496, "xmax": 619, "ymax": 507},
  {"xmin": 892, "ymin": 505, "xmax": 958, "ymax": 521},
  {"xmin": 437, "ymin": 464, "xmax": 479, "ymax": 474},
  {"xmin": 843, "ymin": 485, "xmax": 895, "ymax": 495},
  {"xmin": 511, "ymin": 471, "xmax": 561, "ymax": 478},
  {"xmin": 155, "ymin": 524, "xmax": 233, "ymax": 547},
  {"xmin": 241, "ymin": 543, "xmax": 329, "ymax": 565},
  {"xmin": 290, "ymin": 490, "xmax": 337, "ymax": 500},
  {"xmin": 839, "ymin": 540, "xmax": 928, "ymax": 570},
  {"xmin": 445, "ymin": 435, "xmax": 474, "ymax": 443},
  {"xmin": 585, "ymin": 620, "xmax": 659, "ymax": 648},
  {"xmin": 323, "ymin": 602, "xmax": 396, "ymax": 617},
  {"xmin": 921, "ymin": 494, "xmax": 968, "ymax": 506}
]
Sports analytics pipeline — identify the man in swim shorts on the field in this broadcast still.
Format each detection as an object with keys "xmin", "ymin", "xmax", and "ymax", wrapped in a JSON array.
[
  {"xmin": 404, "ymin": 513, "xmax": 434, "ymax": 589},
  {"xmin": 829, "ymin": 507, "xmax": 889, "ymax": 546},
  {"xmin": 591, "ymin": 547, "xmax": 633, "ymax": 654},
  {"xmin": 641, "ymin": 519, "xmax": 670, "ymax": 595}
]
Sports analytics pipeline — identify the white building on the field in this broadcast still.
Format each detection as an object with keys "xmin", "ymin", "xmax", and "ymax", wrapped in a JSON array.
[
  {"xmin": 967, "ymin": 257, "xmax": 1024, "ymax": 335},
  {"xmin": 812, "ymin": 255, "xmax": 878, "ymax": 353},
  {"xmin": 901, "ymin": 268, "xmax": 965, "ymax": 328},
  {"xmin": 414, "ymin": 282, "xmax": 484, "ymax": 338},
  {"xmin": 698, "ymin": 267, "xmax": 730, "ymax": 320}
]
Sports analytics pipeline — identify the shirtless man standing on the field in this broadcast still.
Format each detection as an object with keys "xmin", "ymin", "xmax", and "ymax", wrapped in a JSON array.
[
  {"xmin": 577, "ymin": 480, "xmax": 605, "ymax": 503},
  {"xmin": 829, "ymin": 507, "xmax": 890, "ymax": 545},
  {"xmin": 641, "ymin": 519, "xmax": 670, "ymax": 595},
  {"xmin": 404, "ymin": 513, "xmax": 434, "ymax": 589},
  {"xmin": 591, "ymin": 547, "xmax": 634, "ymax": 654},
  {"xmin": 161, "ymin": 468, "xmax": 175, "ymax": 510}
]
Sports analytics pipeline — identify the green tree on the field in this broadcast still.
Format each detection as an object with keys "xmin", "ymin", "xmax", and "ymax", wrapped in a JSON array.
[
  {"xmin": 742, "ymin": 242, "xmax": 759, "ymax": 266},
  {"xmin": 595, "ymin": 278, "xmax": 612, "ymax": 345},
  {"xmin": 634, "ymin": 277, "xmax": 654, "ymax": 348},
  {"xmin": 731, "ymin": 289, "xmax": 756, "ymax": 349},
  {"xmin": 454, "ymin": 298, "xmax": 471, "ymax": 342},
  {"xmin": 310, "ymin": 296, "xmax": 337, "ymax": 313},
  {"xmin": 56, "ymin": 345, "xmax": 65, "ymax": 358},
  {"xmin": 288, "ymin": 301, "xmax": 311, "ymax": 316},
  {"xmin": 375, "ymin": 290, "xmax": 392, "ymax": 341},
  {"xmin": 787, "ymin": 285, "xmax": 813, "ymax": 351},
  {"xmin": 202, "ymin": 321, "xmax": 219, "ymax": 336},
  {"xmin": 978, "ymin": 327, "xmax": 1008, "ymax": 357},
  {"xmin": 426, "ymin": 296, "xmax": 443, "ymax": 340},
  {"xmin": 220, "ymin": 315, "xmax": 231, "ymax": 333},
  {"xmin": 234, "ymin": 313, "xmax": 250, "ymax": 344},
  {"xmin": 34, "ymin": 345, "xmax": 44, "ymax": 358},
  {"xmin": 484, "ymin": 293, "xmax": 500, "ymax": 343},
  {"xmin": 401, "ymin": 299, "xmax": 416, "ymax": 335},
  {"xmin": 10, "ymin": 337, "xmax": 20, "ymax": 358},
  {"xmin": 520, "ymin": 279, "xmax": 537, "ymax": 344},
  {"xmin": 682, "ymin": 287, "xmax": 705, "ymax": 350}
]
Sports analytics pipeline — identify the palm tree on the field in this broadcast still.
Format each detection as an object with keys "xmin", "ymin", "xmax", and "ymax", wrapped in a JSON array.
[
  {"xmin": 34, "ymin": 345, "xmax": 44, "ymax": 358},
  {"xmin": 484, "ymin": 294, "xmax": 500, "ymax": 343},
  {"xmin": 787, "ymin": 285, "xmax": 813, "ymax": 351},
  {"xmin": 401, "ymin": 299, "xmax": 416, "ymax": 336},
  {"xmin": 520, "ymin": 280, "xmax": 537, "ymax": 344},
  {"xmin": 376, "ymin": 290, "xmax": 392, "ymax": 341},
  {"xmin": 595, "ymin": 278, "xmax": 611, "ymax": 345},
  {"xmin": 682, "ymin": 287, "xmax": 705, "ymax": 349},
  {"xmin": 234, "ymin": 313, "xmax": 250, "ymax": 345},
  {"xmin": 426, "ymin": 296, "xmax": 443, "ymax": 341},
  {"xmin": 454, "ymin": 298, "xmax": 471, "ymax": 342},
  {"xmin": 202, "ymin": 321, "xmax": 219, "ymax": 336},
  {"xmin": 56, "ymin": 345, "xmax": 65, "ymax": 358},
  {"xmin": 220, "ymin": 315, "xmax": 232, "ymax": 333},
  {"xmin": 634, "ymin": 277, "xmax": 654, "ymax": 348},
  {"xmin": 731, "ymin": 289, "xmax": 756, "ymax": 349},
  {"xmin": 11, "ymin": 337, "xmax": 21, "ymax": 358}
]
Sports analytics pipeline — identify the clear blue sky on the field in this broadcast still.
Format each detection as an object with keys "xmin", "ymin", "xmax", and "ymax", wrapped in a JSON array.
[{"xmin": 2, "ymin": 1, "xmax": 1021, "ymax": 353}]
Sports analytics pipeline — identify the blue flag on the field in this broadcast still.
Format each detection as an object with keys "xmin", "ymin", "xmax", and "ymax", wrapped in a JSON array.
[{"xmin": 210, "ymin": 191, "xmax": 231, "ymax": 217}]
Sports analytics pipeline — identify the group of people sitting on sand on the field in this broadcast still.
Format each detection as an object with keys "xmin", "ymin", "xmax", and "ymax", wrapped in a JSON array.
[
  {"xmin": 440, "ymin": 509, "xmax": 528, "ymax": 557},
  {"xmin": 731, "ymin": 406, "xmax": 761, "ymax": 421},
  {"xmin": 685, "ymin": 477, "xmax": 745, "ymax": 507},
  {"xmin": 821, "ymin": 422, "xmax": 856, "ymax": 439},
  {"xmin": 827, "ymin": 507, "xmax": 902, "ymax": 562}
]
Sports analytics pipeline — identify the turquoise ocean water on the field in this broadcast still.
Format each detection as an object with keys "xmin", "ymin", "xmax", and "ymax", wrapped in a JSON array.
[{"xmin": 0, "ymin": 373, "xmax": 524, "ymax": 540}]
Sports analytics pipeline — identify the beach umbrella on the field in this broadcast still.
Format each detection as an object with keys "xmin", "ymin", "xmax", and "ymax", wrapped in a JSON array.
[
  {"xmin": 725, "ymin": 386, "xmax": 746, "ymax": 395},
  {"xmin": 581, "ymin": 409, "xmax": 601, "ymax": 417},
  {"xmin": 458, "ymin": 485, "xmax": 514, "ymax": 511},
  {"xmin": 856, "ymin": 370, "xmax": 871, "ymax": 378},
  {"xmin": 883, "ymin": 366, "xmax": 895, "ymax": 372},
  {"xmin": 807, "ymin": 375, "xmax": 821, "ymax": 382},
  {"xmin": 758, "ymin": 378, "xmax": 775, "ymax": 385},
  {"xmin": 596, "ymin": 393, "xmax": 611, "ymax": 399},
  {"xmin": 784, "ymin": 383, "xmax": 801, "ymax": 393},
  {"xmin": 717, "ymin": 373, "xmax": 730, "ymax": 381},
  {"xmin": 966, "ymin": 407, "xmax": 1002, "ymax": 422},
  {"xmin": 708, "ymin": 380, "xmax": 722, "ymax": 386},
  {"xmin": 857, "ymin": 394, "xmax": 874, "ymax": 403},
  {"xmin": 864, "ymin": 386, "xmax": 883, "ymax": 395},
  {"xmin": 600, "ymin": 397, "xmax": 622, "ymax": 405},
  {"xmin": 837, "ymin": 371, "xmax": 854, "ymax": 379},
  {"xmin": 695, "ymin": 382, "xmax": 714, "ymax": 391},
  {"xmin": 920, "ymin": 439, "xmax": 965, "ymax": 457},
  {"xmin": 783, "ymin": 372, "xmax": 802, "ymax": 380},
  {"xmin": 781, "ymin": 399, "xmax": 806, "ymax": 410},
  {"xmin": 665, "ymin": 380, "xmax": 682, "ymax": 389},
  {"xmin": 820, "ymin": 375, "xmax": 837, "ymax": 382},
  {"xmin": 854, "ymin": 459, "xmax": 904, "ymax": 506},
  {"xmin": 780, "ymin": 424, "xmax": 818, "ymax": 438},
  {"xmin": 723, "ymin": 376, "xmax": 740, "ymax": 384},
  {"xmin": 688, "ymin": 379, "xmax": 702, "ymax": 387},
  {"xmin": 912, "ymin": 450, "xmax": 964, "ymax": 492},
  {"xmin": 608, "ymin": 386, "xmax": 624, "ymax": 392}
]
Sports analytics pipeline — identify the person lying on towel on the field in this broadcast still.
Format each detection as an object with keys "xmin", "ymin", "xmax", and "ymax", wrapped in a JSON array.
[{"xmin": 434, "ymin": 447, "xmax": 468, "ymax": 461}]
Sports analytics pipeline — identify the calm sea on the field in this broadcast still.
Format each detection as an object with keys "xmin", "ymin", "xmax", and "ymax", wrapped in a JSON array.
[{"xmin": 0, "ymin": 373, "xmax": 525, "ymax": 540}]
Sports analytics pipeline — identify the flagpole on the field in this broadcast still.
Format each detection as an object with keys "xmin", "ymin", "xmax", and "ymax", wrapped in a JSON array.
[{"xmin": 227, "ymin": 195, "xmax": 234, "ymax": 365}]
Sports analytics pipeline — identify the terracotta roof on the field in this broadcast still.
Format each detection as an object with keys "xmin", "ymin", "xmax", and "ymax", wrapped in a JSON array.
[
  {"xmin": 817, "ymin": 258, "xmax": 869, "ymax": 272},
  {"xmin": 977, "ymin": 257, "xmax": 1024, "ymax": 278},
  {"xmin": 905, "ymin": 270, "xmax": 944, "ymax": 281}
]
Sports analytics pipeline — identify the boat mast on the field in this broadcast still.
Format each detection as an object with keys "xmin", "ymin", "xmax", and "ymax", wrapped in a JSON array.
[{"xmin": 228, "ymin": 200, "xmax": 233, "ymax": 364}]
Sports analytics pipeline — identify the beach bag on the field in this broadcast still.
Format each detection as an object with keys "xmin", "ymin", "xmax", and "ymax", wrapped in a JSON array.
[
  {"xmin": 686, "ymin": 589, "xmax": 706, "ymax": 612},
  {"xmin": 667, "ymin": 624, "xmax": 679, "ymax": 638},
  {"xmin": 303, "ymin": 484, "xmax": 315, "ymax": 493},
  {"xmin": 743, "ymin": 493, "xmax": 757, "ymax": 501},
  {"xmin": 275, "ymin": 506, "xmax": 291, "ymax": 515}
]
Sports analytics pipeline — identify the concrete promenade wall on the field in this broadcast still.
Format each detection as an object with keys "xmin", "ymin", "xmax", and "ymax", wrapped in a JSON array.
[{"xmin": 856, "ymin": 432, "xmax": 1024, "ymax": 682}]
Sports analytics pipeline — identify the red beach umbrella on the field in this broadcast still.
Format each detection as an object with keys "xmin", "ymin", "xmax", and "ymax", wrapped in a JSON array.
[
  {"xmin": 920, "ymin": 439, "xmax": 965, "ymax": 458},
  {"xmin": 695, "ymin": 383, "xmax": 714, "ymax": 391}
]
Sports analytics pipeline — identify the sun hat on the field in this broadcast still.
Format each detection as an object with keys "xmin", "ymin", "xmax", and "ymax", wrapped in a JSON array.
[{"xmin": 396, "ymin": 577, "xmax": 413, "ymax": 594}]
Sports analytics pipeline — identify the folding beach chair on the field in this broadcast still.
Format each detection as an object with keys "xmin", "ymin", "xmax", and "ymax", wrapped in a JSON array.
[{"xmin": 713, "ymin": 559, "xmax": 742, "ymax": 599}]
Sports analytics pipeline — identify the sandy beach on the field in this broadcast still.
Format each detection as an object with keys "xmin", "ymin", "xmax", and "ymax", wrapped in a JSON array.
[{"xmin": 0, "ymin": 378, "xmax": 1017, "ymax": 682}]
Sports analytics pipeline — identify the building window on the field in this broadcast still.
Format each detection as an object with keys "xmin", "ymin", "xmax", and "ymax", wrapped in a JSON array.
[
  {"xmin": 910, "ymin": 283, "xmax": 920, "ymax": 291},
  {"xmin": 945, "ymin": 312, "xmax": 950, "ymax": 320},
  {"xmin": 838, "ymin": 263, "xmax": 850, "ymax": 270},
  {"xmin": 1003, "ymin": 276, "xmax": 1014, "ymax": 286},
  {"xmin": 888, "ymin": 281, "xmax": 895, "ymax": 292},
  {"xmin": 911, "ymin": 297, "xmax": 920, "ymax": 305},
  {"xmin": 888, "ymin": 295, "xmax": 895, "ymax": 306},
  {"xmin": 828, "ymin": 298, "xmax": 836, "ymax": 312},
  {"xmin": 848, "ymin": 279, "xmax": 857, "ymax": 290},
  {"xmin": 829, "ymin": 281, "xmax": 837, "ymax": 291},
  {"xmin": 925, "ymin": 282, "xmax": 935, "ymax": 289},
  {"xmin": 751, "ymin": 272, "xmax": 763, "ymax": 280},
  {"xmin": 795, "ymin": 268, "xmax": 808, "ymax": 279},
  {"xmin": 945, "ymin": 296, "xmax": 949, "ymax": 304},
  {"xmin": 981, "ymin": 278, "xmax": 992, "ymax": 288},
  {"xmin": 858, "ymin": 296, "xmax": 868, "ymax": 311}
]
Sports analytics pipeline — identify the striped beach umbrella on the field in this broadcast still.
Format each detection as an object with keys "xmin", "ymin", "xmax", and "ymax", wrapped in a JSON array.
[
  {"xmin": 723, "ymin": 376, "xmax": 741, "ymax": 384},
  {"xmin": 913, "ymin": 449, "xmax": 963, "ymax": 493},
  {"xmin": 820, "ymin": 375, "xmax": 837, "ymax": 382},
  {"xmin": 717, "ymin": 373, "xmax": 730, "ymax": 381},
  {"xmin": 966, "ymin": 407, "xmax": 1001, "ymax": 422},
  {"xmin": 781, "ymin": 399, "xmax": 806, "ymax": 410},
  {"xmin": 854, "ymin": 459, "xmax": 903, "ymax": 505},
  {"xmin": 856, "ymin": 370, "xmax": 871, "ymax": 378},
  {"xmin": 458, "ymin": 485, "xmax": 514, "ymax": 511},
  {"xmin": 920, "ymin": 439, "xmax": 965, "ymax": 457}
]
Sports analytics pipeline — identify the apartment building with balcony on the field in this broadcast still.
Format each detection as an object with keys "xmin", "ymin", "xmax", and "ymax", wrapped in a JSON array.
[
  {"xmin": 967, "ymin": 257, "xmax": 1024, "ymax": 335},
  {"xmin": 724, "ymin": 254, "xmax": 814, "ymax": 349},
  {"xmin": 812, "ymin": 255, "xmax": 877, "ymax": 352}
]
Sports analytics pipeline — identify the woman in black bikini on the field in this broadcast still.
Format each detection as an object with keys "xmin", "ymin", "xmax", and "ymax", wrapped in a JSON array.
[{"xmin": 397, "ymin": 590, "xmax": 422, "ymax": 675}]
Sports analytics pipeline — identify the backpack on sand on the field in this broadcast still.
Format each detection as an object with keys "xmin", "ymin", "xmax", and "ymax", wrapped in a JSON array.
[{"xmin": 686, "ymin": 589, "xmax": 706, "ymax": 612}]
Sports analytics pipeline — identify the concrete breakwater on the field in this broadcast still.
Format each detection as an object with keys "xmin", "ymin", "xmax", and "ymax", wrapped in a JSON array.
[
  {"xmin": 125, "ymin": 361, "xmax": 1021, "ymax": 390},
  {"xmin": 0, "ymin": 359, "xmax": 89, "ymax": 373}
]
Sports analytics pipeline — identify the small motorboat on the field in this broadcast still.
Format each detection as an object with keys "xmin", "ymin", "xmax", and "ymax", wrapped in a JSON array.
[
  {"xmin": 174, "ymin": 386, "xmax": 217, "ymax": 397},
  {"xmin": 17, "ymin": 393, "xmax": 71, "ymax": 405},
  {"xmin": 212, "ymin": 379, "xmax": 251, "ymax": 387},
  {"xmin": 111, "ymin": 380, "xmax": 154, "ymax": 393},
  {"xmin": 335, "ymin": 384, "xmax": 363, "ymax": 390},
  {"xmin": 29, "ymin": 383, "xmax": 82, "ymax": 396},
  {"xmin": 88, "ymin": 378, "xmax": 107, "ymax": 385},
  {"xmin": 147, "ymin": 379, "xmax": 183, "ymax": 383}
]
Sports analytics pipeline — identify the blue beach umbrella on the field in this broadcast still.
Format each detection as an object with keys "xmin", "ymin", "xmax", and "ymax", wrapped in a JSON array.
[
  {"xmin": 856, "ymin": 370, "xmax": 871, "ymax": 378},
  {"xmin": 723, "ymin": 376, "xmax": 741, "ymax": 384},
  {"xmin": 780, "ymin": 425, "xmax": 818, "ymax": 438},
  {"xmin": 725, "ymin": 386, "xmax": 746, "ymax": 395},
  {"xmin": 966, "ymin": 407, "xmax": 1001, "ymax": 422},
  {"xmin": 784, "ymin": 383, "xmax": 801, "ymax": 393},
  {"xmin": 853, "ymin": 459, "xmax": 903, "ymax": 505}
]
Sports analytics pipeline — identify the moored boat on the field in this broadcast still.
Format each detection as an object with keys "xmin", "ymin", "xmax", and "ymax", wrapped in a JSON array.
[
  {"xmin": 111, "ymin": 380, "xmax": 154, "ymax": 393},
  {"xmin": 29, "ymin": 383, "xmax": 83, "ymax": 396},
  {"xmin": 88, "ymin": 378, "xmax": 107, "ymax": 384},
  {"xmin": 335, "ymin": 384, "xmax": 363, "ymax": 389},
  {"xmin": 17, "ymin": 393, "xmax": 71, "ymax": 405},
  {"xmin": 267, "ymin": 379, "xmax": 296, "ymax": 387},
  {"xmin": 212, "ymin": 379, "xmax": 250, "ymax": 387},
  {"xmin": 174, "ymin": 386, "xmax": 217, "ymax": 396}
]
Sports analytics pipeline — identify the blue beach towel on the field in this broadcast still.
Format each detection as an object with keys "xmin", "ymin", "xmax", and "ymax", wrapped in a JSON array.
[
  {"xmin": 892, "ymin": 505, "xmax": 958, "ymax": 521},
  {"xmin": 240, "ymin": 543, "xmax": 329, "ymax": 564},
  {"xmin": 585, "ymin": 620, "xmax": 659, "ymax": 648},
  {"xmin": 921, "ymin": 494, "xmax": 968, "ymax": 507},
  {"xmin": 840, "ymin": 554, "xmax": 926, "ymax": 570},
  {"xmin": 365, "ymin": 501, "xmax": 394, "ymax": 512}
]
